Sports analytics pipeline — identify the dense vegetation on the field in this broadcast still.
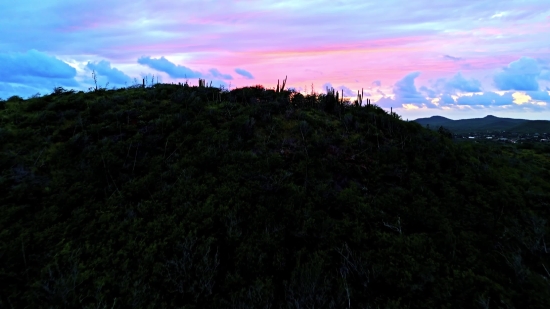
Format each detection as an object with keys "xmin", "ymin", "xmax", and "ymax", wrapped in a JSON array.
[{"xmin": 1, "ymin": 80, "xmax": 550, "ymax": 308}]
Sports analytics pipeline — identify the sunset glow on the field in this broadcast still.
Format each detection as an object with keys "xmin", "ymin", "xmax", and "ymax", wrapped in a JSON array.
[{"xmin": 1, "ymin": 0, "xmax": 549, "ymax": 119}]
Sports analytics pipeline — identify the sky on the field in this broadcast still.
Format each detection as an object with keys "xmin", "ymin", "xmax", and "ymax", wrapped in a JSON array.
[{"xmin": 1, "ymin": 0, "xmax": 550, "ymax": 120}]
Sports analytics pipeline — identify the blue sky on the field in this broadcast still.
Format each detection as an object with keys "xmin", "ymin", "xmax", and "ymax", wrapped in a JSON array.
[{"xmin": 1, "ymin": 0, "xmax": 549, "ymax": 120}]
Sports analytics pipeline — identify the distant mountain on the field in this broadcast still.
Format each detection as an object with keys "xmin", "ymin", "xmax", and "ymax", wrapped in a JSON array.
[
  {"xmin": 509, "ymin": 120, "xmax": 550, "ymax": 134},
  {"xmin": 414, "ymin": 116, "xmax": 453, "ymax": 127},
  {"xmin": 414, "ymin": 115, "xmax": 550, "ymax": 134}
]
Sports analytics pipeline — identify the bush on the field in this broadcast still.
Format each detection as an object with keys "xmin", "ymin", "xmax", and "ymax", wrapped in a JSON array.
[
  {"xmin": 518, "ymin": 142, "xmax": 535, "ymax": 150},
  {"xmin": 7, "ymin": 95, "xmax": 23, "ymax": 102}
]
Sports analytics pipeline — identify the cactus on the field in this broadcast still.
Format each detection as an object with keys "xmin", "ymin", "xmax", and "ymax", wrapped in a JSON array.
[
  {"xmin": 276, "ymin": 75, "xmax": 288, "ymax": 93},
  {"xmin": 199, "ymin": 78, "xmax": 206, "ymax": 87},
  {"xmin": 327, "ymin": 86, "xmax": 335, "ymax": 97},
  {"xmin": 356, "ymin": 89, "xmax": 363, "ymax": 107}
]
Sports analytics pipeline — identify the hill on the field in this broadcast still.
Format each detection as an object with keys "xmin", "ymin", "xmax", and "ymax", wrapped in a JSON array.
[
  {"xmin": 509, "ymin": 120, "xmax": 550, "ymax": 134},
  {"xmin": 1, "ymin": 82, "xmax": 550, "ymax": 308},
  {"xmin": 413, "ymin": 115, "xmax": 453, "ymax": 128},
  {"xmin": 413, "ymin": 114, "xmax": 548, "ymax": 133}
]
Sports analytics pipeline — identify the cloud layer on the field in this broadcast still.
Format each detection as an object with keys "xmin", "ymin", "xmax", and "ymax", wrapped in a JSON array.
[
  {"xmin": 1, "ymin": 0, "xmax": 549, "ymax": 119},
  {"xmin": 493, "ymin": 57, "xmax": 545, "ymax": 91}
]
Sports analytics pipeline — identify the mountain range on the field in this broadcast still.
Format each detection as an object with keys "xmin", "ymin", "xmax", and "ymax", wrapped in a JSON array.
[{"xmin": 414, "ymin": 115, "xmax": 550, "ymax": 134}]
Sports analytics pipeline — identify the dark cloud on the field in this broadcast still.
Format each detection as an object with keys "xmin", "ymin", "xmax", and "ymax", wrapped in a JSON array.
[
  {"xmin": 438, "ymin": 72, "xmax": 482, "ymax": 93},
  {"xmin": 493, "ymin": 57, "xmax": 541, "ymax": 91},
  {"xmin": 448, "ymin": 72, "xmax": 482, "ymax": 92},
  {"xmin": 0, "ymin": 49, "xmax": 80, "ymax": 98},
  {"xmin": 443, "ymin": 55, "xmax": 462, "ymax": 61},
  {"xmin": 235, "ymin": 68, "xmax": 254, "ymax": 79},
  {"xmin": 455, "ymin": 92, "xmax": 514, "ymax": 106},
  {"xmin": 209, "ymin": 68, "xmax": 233, "ymax": 80},
  {"xmin": 0, "ymin": 49, "xmax": 76, "ymax": 83},
  {"xmin": 526, "ymin": 90, "xmax": 550, "ymax": 101},
  {"xmin": 419, "ymin": 85, "xmax": 436, "ymax": 97},
  {"xmin": 393, "ymin": 72, "xmax": 428, "ymax": 104},
  {"xmin": 137, "ymin": 56, "xmax": 203, "ymax": 79},
  {"xmin": 440, "ymin": 93, "xmax": 456, "ymax": 104},
  {"xmin": 374, "ymin": 72, "xmax": 437, "ymax": 109},
  {"xmin": 86, "ymin": 60, "xmax": 133, "ymax": 85}
]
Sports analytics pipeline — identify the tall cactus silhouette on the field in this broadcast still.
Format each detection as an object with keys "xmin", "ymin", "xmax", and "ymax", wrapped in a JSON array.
[
  {"xmin": 276, "ymin": 75, "xmax": 287, "ymax": 93},
  {"xmin": 355, "ymin": 88, "xmax": 364, "ymax": 107},
  {"xmin": 325, "ymin": 86, "xmax": 338, "ymax": 112}
]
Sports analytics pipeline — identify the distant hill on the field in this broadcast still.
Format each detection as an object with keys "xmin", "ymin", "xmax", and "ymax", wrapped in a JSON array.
[
  {"xmin": 414, "ymin": 116, "xmax": 453, "ymax": 129},
  {"xmin": 414, "ymin": 115, "xmax": 550, "ymax": 134},
  {"xmin": 509, "ymin": 120, "xmax": 550, "ymax": 134}
]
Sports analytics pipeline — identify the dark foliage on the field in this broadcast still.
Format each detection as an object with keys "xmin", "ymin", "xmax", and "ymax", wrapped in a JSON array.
[{"xmin": 1, "ymin": 82, "xmax": 550, "ymax": 308}]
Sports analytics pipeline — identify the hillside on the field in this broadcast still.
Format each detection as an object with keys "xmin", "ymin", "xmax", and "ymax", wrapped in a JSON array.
[
  {"xmin": 1, "ymin": 82, "xmax": 550, "ymax": 308},
  {"xmin": 413, "ymin": 115, "xmax": 549, "ymax": 134},
  {"xmin": 509, "ymin": 120, "xmax": 550, "ymax": 134},
  {"xmin": 412, "ymin": 115, "xmax": 453, "ymax": 128}
]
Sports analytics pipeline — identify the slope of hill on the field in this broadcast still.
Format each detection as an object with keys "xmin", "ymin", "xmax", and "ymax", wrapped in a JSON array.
[
  {"xmin": 412, "ymin": 115, "xmax": 453, "ymax": 128},
  {"xmin": 1, "ymin": 83, "xmax": 550, "ymax": 308},
  {"xmin": 414, "ymin": 115, "xmax": 541, "ymax": 133},
  {"xmin": 509, "ymin": 120, "xmax": 550, "ymax": 134}
]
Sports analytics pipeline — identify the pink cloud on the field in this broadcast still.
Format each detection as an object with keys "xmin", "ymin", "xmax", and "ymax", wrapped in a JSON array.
[{"xmin": 3, "ymin": 0, "xmax": 550, "ymax": 118}]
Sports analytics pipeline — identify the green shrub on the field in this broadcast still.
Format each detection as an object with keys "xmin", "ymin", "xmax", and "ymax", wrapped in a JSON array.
[{"xmin": 7, "ymin": 95, "xmax": 23, "ymax": 102}]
